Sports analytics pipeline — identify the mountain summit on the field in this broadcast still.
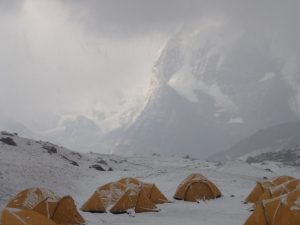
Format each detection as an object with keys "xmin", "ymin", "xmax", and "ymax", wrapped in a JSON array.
[{"xmin": 112, "ymin": 23, "xmax": 300, "ymax": 158}]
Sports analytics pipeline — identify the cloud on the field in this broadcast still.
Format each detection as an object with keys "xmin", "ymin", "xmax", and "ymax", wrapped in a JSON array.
[
  {"xmin": 0, "ymin": 0, "xmax": 299, "ymax": 134},
  {"xmin": 64, "ymin": 0, "xmax": 300, "ymax": 37},
  {"xmin": 0, "ymin": 0, "xmax": 165, "ymax": 130}
]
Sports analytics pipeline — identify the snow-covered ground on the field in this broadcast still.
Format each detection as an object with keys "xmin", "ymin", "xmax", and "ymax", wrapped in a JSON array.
[{"xmin": 1, "ymin": 131, "xmax": 299, "ymax": 225}]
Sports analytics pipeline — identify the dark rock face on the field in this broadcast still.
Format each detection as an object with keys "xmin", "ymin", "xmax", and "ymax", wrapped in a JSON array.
[
  {"xmin": 0, "ymin": 131, "xmax": 15, "ymax": 137},
  {"xmin": 0, "ymin": 137, "xmax": 17, "ymax": 146},
  {"xmin": 89, "ymin": 164, "xmax": 105, "ymax": 171},
  {"xmin": 96, "ymin": 159, "xmax": 108, "ymax": 166},
  {"xmin": 70, "ymin": 152, "xmax": 82, "ymax": 158},
  {"xmin": 61, "ymin": 155, "xmax": 79, "ymax": 166},
  {"xmin": 42, "ymin": 144, "xmax": 58, "ymax": 154}
]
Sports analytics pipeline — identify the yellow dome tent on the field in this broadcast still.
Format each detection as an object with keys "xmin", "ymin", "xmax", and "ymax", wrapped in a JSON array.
[
  {"xmin": 244, "ymin": 189, "xmax": 300, "ymax": 225},
  {"xmin": 81, "ymin": 182, "xmax": 126, "ymax": 213},
  {"xmin": 81, "ymin": 181, "xmax": 159, "ymax": 214},
  {"xmin": 6, "ymin": 187, "xmax": 85, "ymax": 225},
  {"xmin": 259, "ymin": 179, "xmax": 300, "ymax": 202},
  {"xmin": 245, "ymin": 176, "xmax": 295, "ymax": 203},
  {"xmin": 118, "ymin": 177, "xmax": 169, "ymax": 204},
  {"xmin": 0, "ymin": 208, "xmax": 58, "ymax": 225},
  {"xmin": 174, "ymin": 173, "xmax": 222, "ymax": 202},
  {"xmin": 110, "ymin": 187, "xmax": 159, "ymax": 213},
  {"xmin": 82, "ymin": 177, "xmax": 168, "ymax": 214}
]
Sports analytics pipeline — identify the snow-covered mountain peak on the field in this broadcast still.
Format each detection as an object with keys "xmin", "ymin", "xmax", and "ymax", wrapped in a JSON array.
[
  {"xmin": 154, "ymin": 24, "xmax": 248, "ymax": 119},
  {"xmin": 158, "ymin": 22, "xmax": 300, "ymax": 123},
  {"xmin": 111, "ymin": 23, "xmax": 300, "ymax": 158}
]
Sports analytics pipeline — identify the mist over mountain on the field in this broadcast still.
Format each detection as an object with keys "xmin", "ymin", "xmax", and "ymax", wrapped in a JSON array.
[
  {"xmin": 42, "ymin": 115, "xmax": 102, "ymax": 152},
  {"xmin": 211, "ymin": 120, "xmax": 300, "ymax": 161},
  {"xmin": 111, "ymin": 23, "xmax": 300, "ymax": 158},
  {"xmin": 1, "ymin": 1, "xmax": 300, "ymax": 158},
  {"xmin": 0, "ymin": 113, "xmax": 38, "ymax": 139},
  {"xmin": 1, "ymin": 21, "xmax": 299, "ymax": 158}
]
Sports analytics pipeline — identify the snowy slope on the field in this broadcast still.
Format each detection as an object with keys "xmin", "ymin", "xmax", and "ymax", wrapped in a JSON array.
[
  {"xmin": 0, "ymin": 131, "xmax": 117, "ymax": 206},
  {"xmin": 111, "ymin": 23, "xmax": 300, "ymax": 158},
  {"xmin": 1, "ymin": 132, "xmax": 300, "ymax": 225},
  {"xmin": 211, "ymin": 120, "xmax": 300, "ymax": 161}
]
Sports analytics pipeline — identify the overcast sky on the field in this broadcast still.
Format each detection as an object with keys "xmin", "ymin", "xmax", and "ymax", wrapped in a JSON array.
[{"xmin": 0, "ymin": 0, "xmax": 299, "ymax": 131}]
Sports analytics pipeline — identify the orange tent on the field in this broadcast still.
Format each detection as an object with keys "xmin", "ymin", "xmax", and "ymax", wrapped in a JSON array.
[
  {"xmin": 6, "ymin": 187, "xmax": 85, "ymax": 225},
  {"xmin": 81, "ymin": 181, "xmax": 159, "ymax": 214},
  {"xmin": 118, "ymin": 177, "xmax": 169, "ymax": 204},
  {"xmin": 174, "ymin": 173, "xmax": 222, "ymax": 202},
  {"xmin": 259, "ymin": 179, "xmax": 300, "ymax": 201},
  {"xmin": 0, "ymin": 208, "xmax": 58, "ymax": 225},
  {"xmin": 110, "ymin": 187, "xmax": 159, "ymax": 213},
  {"xmin": 245, "ymin": 176, "xmax": 295, "ymax": 203},
  {"xmin": 81, "ymin": 182, "xmax": 126, "ymax": 213},
  {"xmin": 244, "ymin": 189, "xmax": 300, "ymax": 225}
]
